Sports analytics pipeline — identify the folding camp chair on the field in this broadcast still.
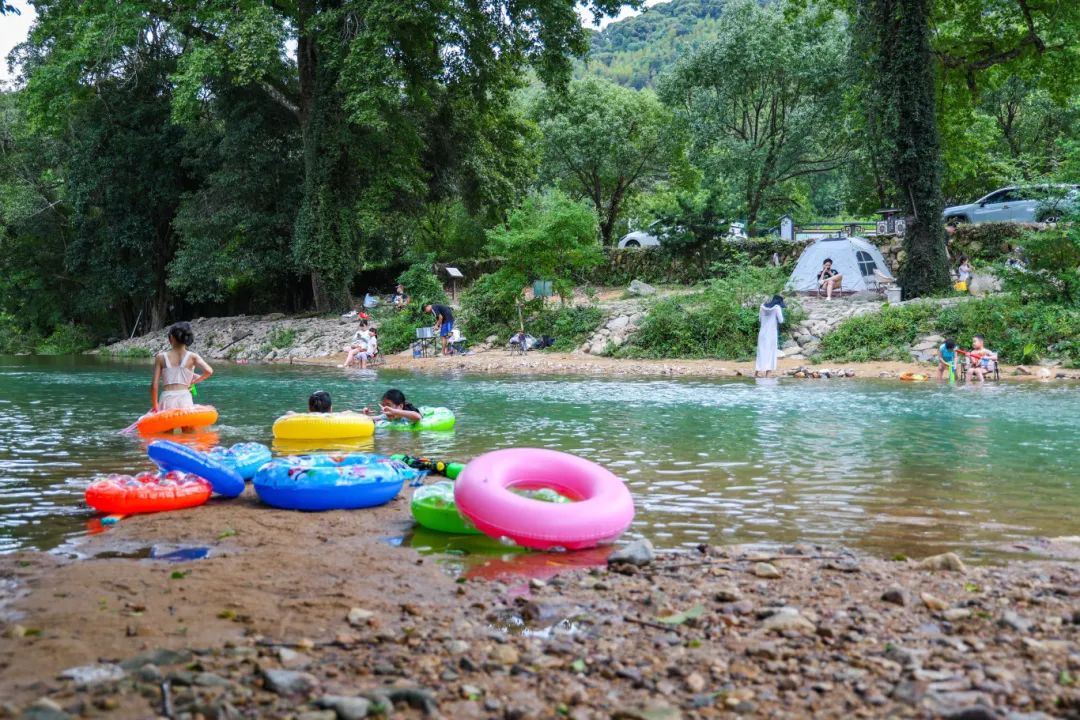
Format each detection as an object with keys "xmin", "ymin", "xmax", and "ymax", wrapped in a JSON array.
[{"xmin": 960, "ymin": 356, "xmax": 1000, "ymax": 381}]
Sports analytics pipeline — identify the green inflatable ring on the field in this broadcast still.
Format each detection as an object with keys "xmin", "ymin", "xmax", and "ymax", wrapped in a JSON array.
[
  {"xmin": 381, "ymin": 406, "xmax": 456, "ymax": 432},
  {"xmin": 411, "ymin": 482, "xmax": 572, "ymax": 535},
  {"xmin": 411, "ymin": 482, "xmax": 480, "ymax": 534}
]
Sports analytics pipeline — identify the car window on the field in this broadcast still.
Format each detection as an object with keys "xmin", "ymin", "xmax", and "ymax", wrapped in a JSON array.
[{"xmin": 982, "ymin": 190, "xmax": 1008, "ymax": 204}]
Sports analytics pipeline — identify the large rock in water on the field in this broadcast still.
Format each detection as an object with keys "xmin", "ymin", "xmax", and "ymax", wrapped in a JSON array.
[
  {"xmin": 628, "ymin": 279, "xmax": 656, "ymax": 296},
  {"xmin": 608, "ymin": 539, "xmax": 655, "ymax": 566}
]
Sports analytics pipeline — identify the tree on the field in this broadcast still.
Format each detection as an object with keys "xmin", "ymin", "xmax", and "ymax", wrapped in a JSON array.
[
  {"xmin": 853, "ymin": 0, "xmax": 950, "ymax": 298},
  {"xmin": 486, "ymin": 189, "xmax": 603, "ymax": 301},
  {"xmin": 17, "ymin": 0, "xmax": 630, "ymax": 311},
  {"xmin": 657, "ymin": 1, "xmax": 849, "ymax": 230},
  {"xmin": 534, "ymin": 78, "xmax": 687, "ymax": 246}
]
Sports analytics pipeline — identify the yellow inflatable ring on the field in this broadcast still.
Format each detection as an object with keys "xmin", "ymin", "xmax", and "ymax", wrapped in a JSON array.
[
  {"xmin": 899, "ymin": 372, "xmax": 929, "ymax": 382},
  {"xmin": 272, "ymin": 413, "xmax": 375, "ymax": 440}
]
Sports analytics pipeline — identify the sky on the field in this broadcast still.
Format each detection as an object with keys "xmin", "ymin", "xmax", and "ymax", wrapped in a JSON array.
[{"xmin": 0, "ymin": 1, "xmax": 669, "ymax": 84}]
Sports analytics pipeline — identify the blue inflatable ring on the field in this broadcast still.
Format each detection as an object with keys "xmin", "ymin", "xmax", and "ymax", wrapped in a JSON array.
[
  {"xmin": 208, "ymin": 442, "xmax": 272, "ymax": 480},
  {"xmin": 148, "ymin": 440, "xmax": 245, "ymax": 498},
  {"xmin": 253, "ymin": 453, "xmax": 417, "ymax": 511}
]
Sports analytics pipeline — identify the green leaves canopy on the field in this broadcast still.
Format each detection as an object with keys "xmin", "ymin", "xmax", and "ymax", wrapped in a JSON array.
[
  {"xmin": 658, "ymin": 1, "xmax": 849, "ymax": 229},
  {"xmin": 534, "ymin": 77, "xmax": 688, "ymax": 245}
]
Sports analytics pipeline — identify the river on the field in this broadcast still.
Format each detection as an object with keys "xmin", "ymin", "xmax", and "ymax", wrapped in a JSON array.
[{"xmin": 1, "ymin": 355, "xmax": 1077, "ymax": 558}]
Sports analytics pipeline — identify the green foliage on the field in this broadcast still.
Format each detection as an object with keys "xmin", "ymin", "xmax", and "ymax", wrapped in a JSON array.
[
  {"xmin": 950, "ymin": 223, "xmax": 1027, "ymax": 263},
  {"xmin": 374, "ymin": 260, "xmax": 450, "ymax": 354},
  {"xmin": 108, "ymin": 347, "xmax": 154, "ymax": 359},
  {"xmin": 937, "ymin": 297, "xmax": 1080, "ymax": 366},
  {"xmin": 0, "ymin": 313, "xmax": 37, "ymax": 355},
  {"xmin": 35, "ymin": 323, "xmax": 94, "ymax": 355},
  {"xmin": 397, "ymin": 261, "xmax": 448, "ymax": 310},
  {"xmin": 267, "ymin": 328, "xmax": 296, "ymax": 350},
  {"xmin": 486, "ymin": 190, "xmax": 603, "ymax": 301},
  {"xmin": 818, "ymin": 297, "xmax": 1080, "ymax": 366},
  {"xmin": 619, "ymin": 265, "xmax": 796, "ymax": 359},
  {"xmin": 1002, "ymin": 224, "xmax": 1080, "ymax": 306},
  {"xmin": 853, "ymin": 0, "xmax": 950, "ymax": 298},
  {"xmin": 581, "ymin": 0, "xmax": 731, "ymax": 89},
  {"xmin": 533, "ymin": 78, "xmax": 688, "ymax": 245},
  {"xmin": 657, "ymin": 2, "xmax": 849, "ymax": 229},
  {"xmin": 529, "ymin": 305, "xmax": 605, "ymax": 351},
  {"xmin": 818, "ymin": 303, "xmax": 942, "ymax": 362},
  {"xmin": 459, "ymin": 271, "xmax": 529, "ymax": 342}
]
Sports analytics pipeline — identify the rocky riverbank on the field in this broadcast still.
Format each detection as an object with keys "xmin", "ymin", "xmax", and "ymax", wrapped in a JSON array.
[
  {"xmin": 1, "ymin": 488, "xmax": 1077, "ymax": 720},
  {"xmin": 95, "ymin": 314, "xmax": 363, "ymax": 363}
]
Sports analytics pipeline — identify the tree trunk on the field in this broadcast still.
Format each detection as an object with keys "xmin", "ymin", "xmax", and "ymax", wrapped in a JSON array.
[{"xmin": 859, "ymin": 0, "xmax": 949, "ymax": 298}]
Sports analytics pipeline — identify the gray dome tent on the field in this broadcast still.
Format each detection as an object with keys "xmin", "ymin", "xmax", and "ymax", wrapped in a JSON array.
[{"xmin": 785, "ymin": 236, "xmax": 893, "ymax": 294}]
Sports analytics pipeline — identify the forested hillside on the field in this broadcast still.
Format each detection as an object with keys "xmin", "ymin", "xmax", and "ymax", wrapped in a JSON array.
[{"xmin": 581, "ymin": 0, "xmax": 729, "ymax": 89}]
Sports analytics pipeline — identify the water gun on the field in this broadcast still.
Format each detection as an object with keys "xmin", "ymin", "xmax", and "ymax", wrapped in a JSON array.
[{"xmin": 390, "ymin": 454, "xmax": 465, "ymax": 480}]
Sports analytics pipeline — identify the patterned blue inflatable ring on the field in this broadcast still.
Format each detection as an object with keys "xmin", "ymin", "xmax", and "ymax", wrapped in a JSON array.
[
  {"xmin": 208, "ymin": 442, "xmax": 273, "ymax": 480},
  {"xmin": 253, "ymin": 453, "xmax": 417, "ymax": 511},
  {"xmin": 147, "ymin": 440, "xmax": 245, "ymax": 498}
]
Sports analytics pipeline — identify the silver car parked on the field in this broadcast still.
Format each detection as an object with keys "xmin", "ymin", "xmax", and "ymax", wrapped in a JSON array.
[{"xmin": 943, "ymin": 184, "xmax": 1079, "ymax": 224}]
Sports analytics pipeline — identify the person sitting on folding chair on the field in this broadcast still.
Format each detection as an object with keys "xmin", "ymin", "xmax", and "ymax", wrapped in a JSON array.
[{"xmin": 966, "ymin": 335, "xmax": 998, "ymax": 382}]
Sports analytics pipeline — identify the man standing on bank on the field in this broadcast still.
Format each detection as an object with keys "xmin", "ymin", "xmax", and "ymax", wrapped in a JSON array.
[{"xmin": 425, "ymin": 302, "xmax": 455, "ymax": 356}]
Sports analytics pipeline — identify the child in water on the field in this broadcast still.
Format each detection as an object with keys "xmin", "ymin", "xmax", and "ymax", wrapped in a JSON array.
[
  {"xmin": 366, "ymin": 388, "xmax": 422, "ymax": 424},
  {"xmin": 308, "ymin": 391, "xmax": 332, "ymax": 413},
  {"xmin": 937, "ymin": 338, "xmax": 958, "ymax": 381},
  {"xmin": 150, "ymin": 322, "xmax": 213, "ymax": 412}
]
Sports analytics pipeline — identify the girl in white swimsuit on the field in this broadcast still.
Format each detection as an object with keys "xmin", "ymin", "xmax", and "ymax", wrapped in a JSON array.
[{"xmin": 150, "ymin": 322, "xmax": 214, "ymax": 412}]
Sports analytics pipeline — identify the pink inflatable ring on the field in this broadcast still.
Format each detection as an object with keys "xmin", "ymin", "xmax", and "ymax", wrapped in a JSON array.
[{"xmin": 454, "ymin": 448, "xmax": 634, "ymax": 550}]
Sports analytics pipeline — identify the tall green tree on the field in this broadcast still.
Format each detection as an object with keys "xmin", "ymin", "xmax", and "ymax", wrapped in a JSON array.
[
  {"xmin": 16, "ymin": 0, "xmax": 629, "ymax": 311},
  {"xmin": 854, "ymin": 0, "xmax": 950, "ymax": 297},
  {"xmin": 534, "ymin": 78, "xmax": 687, "ymax": 246},
  {"xmin": 657, "ymin": 1, "xmax": 849, "ymax": 230}
]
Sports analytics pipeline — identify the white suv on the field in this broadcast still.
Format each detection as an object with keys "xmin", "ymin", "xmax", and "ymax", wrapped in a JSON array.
[{"xmin": 944, "ymin": 184, "xmax": 1079, "ymax": 224}]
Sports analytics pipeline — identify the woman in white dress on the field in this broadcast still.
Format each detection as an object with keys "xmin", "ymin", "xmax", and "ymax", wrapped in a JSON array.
[{"xmin": 755, "ymin": 295, "xmax": 786, "ymax": 377}]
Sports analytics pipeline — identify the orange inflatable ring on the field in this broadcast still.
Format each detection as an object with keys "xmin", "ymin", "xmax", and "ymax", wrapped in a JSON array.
[
  {"xmin": 899, "ymin": 373, "xmax": 929, "ymax": 382},
  {"xmin": 85, "ymin": 471, "xmax": 212, "ymax": 514},
  {"xmin": 136, "ymin": 405, "xmax": 218, "ymax": 434}
]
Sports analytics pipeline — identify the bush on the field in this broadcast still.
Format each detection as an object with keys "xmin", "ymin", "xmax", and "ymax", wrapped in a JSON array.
[
  {"xmin": 1002, "ymin": 224, "xmax": 1080, "ymax": 306},
  {"xmin": 35, "ymin": 323, "xmax": 94, "ymax": 355},
  {"xmin": 109, "ymin": 347, "xmax": 154, "ymax": 359},
  {"xmin": 618, "ymin": 265, "xmax": 797, "ymax": 360},
  {"xmin": 529, "ymin": 305, "xmax": 604, "ymax": 351},
  {"xmin": 376, "ymin": 260, "xmax": 452, "ymax": 354},
  {"xmin": 817, "ymin": 303, "xmax": 941, "ymax": 362},
  {"xmin": 818, "ymin": 296, "xmax": 1080, "ymax": 366},
  {"xmin": 458, "ymin": 270, "xmax": 529, "ymax": 341},
  {"xmin": 937, "ymin": 297, "xmax": 1080, "ymax": 366},
  {"xmin": 950, "ymin": 222, "xmax": 1026, "ymax": 263},
  {"xmin": 0, "ymin": 312, "xmax": 38, "ymax": 354}
]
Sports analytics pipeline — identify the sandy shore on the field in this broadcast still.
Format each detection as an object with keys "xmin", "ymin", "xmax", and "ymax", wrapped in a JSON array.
[
  {"xmin": 309, "ymin": 348, "xmax": 1078, "ymax": 383},
  {"xmin": 1, "ymin": 487, "xmax": 1078, "ymax": 719}
]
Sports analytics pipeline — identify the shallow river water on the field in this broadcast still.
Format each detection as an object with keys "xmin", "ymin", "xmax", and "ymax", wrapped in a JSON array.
[{"xmin": 1, "ymin": 355, "xmax": 1077, "ymax": 558}]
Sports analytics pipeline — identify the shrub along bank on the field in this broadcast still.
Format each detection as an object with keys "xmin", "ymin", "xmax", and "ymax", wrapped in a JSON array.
[
  {"xmin": 818, "ymin": 296, "xmax": 1080, "ymax": 366},
  {"xmin": 614, "ymin": 265, "xmax": 798, "ymax": 360}
]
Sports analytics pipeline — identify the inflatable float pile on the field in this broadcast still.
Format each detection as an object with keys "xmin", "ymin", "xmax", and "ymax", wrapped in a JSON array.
[
  {"xmin": 254, "ymin": 453, "xmax": 418, "ymax": 511},
  {"xmin": 148, "ymin": 440, "xmax": 245, "ymax": 497},
  {"xmin": 453, "ymin": 448, "xmax": 634, "ymax": 550},
  {"xmin": 273, "ymin": 413, "xmax": 374, "ymax": 440},
  {"xmin": 378, "ymin": 406, "xmax": 456, "ymax": 432},
  {"xmin": 900, "ymin": 372, "xmax": 930, "ymax": 382},
  {"xmin": 85, "ymin": 471, "xmax": 212, "ymax": 515},
  {"xmin": 208, "ymin": 442, "xmax": 272, "ymax": 480},
  {"xmin": 135, "ymin": 405, "xmax": 218, "ymax": 435}
]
